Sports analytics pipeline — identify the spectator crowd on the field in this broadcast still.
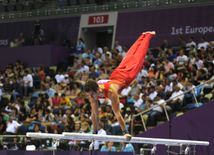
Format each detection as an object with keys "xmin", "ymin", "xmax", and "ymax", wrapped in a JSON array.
[{"xmin": 0, "ymin": 36, "xmax": 214, "ymax": 153}]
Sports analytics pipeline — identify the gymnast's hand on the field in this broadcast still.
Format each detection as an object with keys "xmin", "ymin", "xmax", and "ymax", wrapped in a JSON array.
[{"xmin": 124, "ymin": 134, "xmax": 132, "ymax": 141}]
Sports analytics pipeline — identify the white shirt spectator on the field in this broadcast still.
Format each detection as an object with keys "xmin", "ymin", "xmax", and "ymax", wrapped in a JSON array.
[
  {"xmin": 79, "ymin": 65, "xmax": 89, "ymax": 74},
  {"xmin": 176, "ymin": 55, "xmax": 188, "ymax": 65},
  {"xmin": 134, "ymin": 98, "xmax": 143, "ymax": 110},
  {"xmin": 94, "ymin": 128, "xmax": 106, "ymax": 150},
  {"xmin": 165, "ymin": 82, "xmax": 173, "ymax": 92},
  {"xmin": 119, "ymin": 102, "xmax": 124, "ymax": 110},
  {"xmin": 115, "ymin": 45, "xmax": 123, "ymax": 53},
  {"xmin": 121, "ymin": 86, "xmax": 131, "ymax": 96},
  {"xmin": 55, "ymin": 74, "xmax": 65, "ymax": 83},
  {"xmin": 188, "ymin": 85, "xmax": 197, "ymax": 95},
  {"xmin": 92, "ymin": 47, "xmax": 103, "ymax": 54},
  {"xmin": 23, "ymin": 74, "xmax": 33, "ymax": 87},
  {"xmin": 121, "ymin": 51, "xmax": 127, "ymax": 58},
  {"xmin": 149, "ymin": 91, "xmax": 157, "ymax": 100},
  {"xmin": 186, "ymin": 41, "xmax": 196, "ymax": 51},
  {"xmin": 137, "ymin": 69, "xmax": 148, "ymax": 81},
  {"xmin": 149, "ymin": 63, "xmax": 155, "ymax": 70},
  {"xmin": 6, "ymin": 120, "xmax": 21, "ymax": 133},
  {"xmin": 170, "ymin": 90, "xmax": 184, "ymax": 102},
  {"xmin": 153, "ymin": 99, "xmax": 165, "ymax": 113},
  {"xmin": 197, "ymin": 42, "xmax": 209, "ymax": 51},
  {"xmin": 101, "ymin": 51, "xmax": 112, "ymax": 61},
  {"xmin": 177, "ymin": 83, "xmax": 184, "ymax": 91},
  {"xmin": 195, "ymin": 59, "xmax": 203, "ymax": 69}
]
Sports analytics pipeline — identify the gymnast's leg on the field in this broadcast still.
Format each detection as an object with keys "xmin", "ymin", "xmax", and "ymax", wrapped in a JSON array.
[{"xmin": 110, "ymin": 31, "xmax": 155, "ymax": 86}]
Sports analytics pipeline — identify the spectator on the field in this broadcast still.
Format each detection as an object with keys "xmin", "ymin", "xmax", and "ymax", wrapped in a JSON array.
[
  {"xmin": 195, "ymin": 55, "xmax": 203, "ymax": 70},
  {"xmin": 70, "ymin": 57, "xmax": 81, "ymax": 71},
  {"xmin": 165, "ymin": 79, "xmax": 173, "ymax": 98},
  {"xmin": 93, "ymin": 53, "xmax": 102, "ymax": 68},
  {"xmin": 148, "ymin": 66, "xmax": 157, "ymax": 78},
  {"xmin": 183, "ymin": 80, "xmax": 197, "ymax": 106},
  {"xmin": 82, "ymin": 49, "xmax": 94, "ymax": 62},
  {"xmin": 55, "ymin": 69, "xmax": 65, "ymax": 84},
  {"xmin": 5, "ymin": 101, "xmax": 13, "ymax": 113},
  {"xmin": 137, "ymin": 66, "xmax": 148, "ymax": 81},
  {"xmin": 164, "ymin": 57, "xmax": 174, "ymax": 74},
  {"xmin": 156, "ymin": 86, "xmax": 167, "ymax": 100},
  {"xmin": 22, "ymin": 70, "xmax": 33, "ymax": 97},
  {"xmin": 25, "ymin": 108, "xmax": 38, "ymax": 122},
  {"xmin": 188, "ymin": 45, "xmax": 197, "ymax": 56},
  {"xmin": 80, "ymin": 115, "xmax": 90, "ymax": 133},
  {"xmin": 45, "ymin": 83, "xmax": 55, "ymax": 98},
  {"xmin": 59, "ymin": 93, "xmax": 72, "ymax": 108},
  {"xmin": 98, "ymin": 68, "xmax": 108, "ymax": 79},
  {"xmin": 71, "ymin": 82, "xmax": 81, "ymax": 97},
  {"xmin": 32, "ymin": 20, "xmax": 44, "ymax": 45},
  {"xmin": 10, "ymin": 33, "xmax": 25, "ymax": 47},
  {"xmin": 79, "ymin": 60, "xmax": 90, "ymax": 74},
  {"xmin": 160, "ymin": 39, "xmax": 172, "ymax": 50},
  {"xmin": 17, "ymin": 107, "xmax": 27, "ymax": 122},
  {"xmin": 7, "ymin": 67, "xmax": 15, "ymax": 78},
  {"xmin": 198, "ymin": 47, "xmax": 207, "ymax": 56},
  {"xmin": 3, "ymin": 78, "xmax": 11, "ymax": 94},
  {"xmin": 33, "ymin": 64, "xmax": 45, "ymax": 81},
  {"xmin": 11, "ymin": 108, "xmax": 19, "ymax": 121},
  {"xmin": 167, "ymin": 85, "xmax": 184, "ymax": 111},
  {"xmin": 121, "ymin": 142, "xmax": 135, "ymax": 154},
  {"xmin": 178, "ymin": 36, "xmax": 186, "ymax": 49},
  {"xmin": 101, "ymin": 141, "xmax": 116, "ymax": 152},
  {"xmin": 101, "ymin": 46, "xmax": 112, "ymax": 61},
  {"xmin": 92, "ymin": 45, "xmax": 103, "ymax": 54},
  {"xmin": 133, "ymin": 94, "xmax": 143, "ymax": 110},
  {"xmin": 55, "ymin": 109, "xmax": 66, "ymax": 124},
  {"xmin": 73, "ymin": 123, "xmax": 83, "ymax": 133},
  {"xmin": 176, "ymin": 49, "xmax": 188, "ymax": 67},
  {"xmin": 137, "ymin": 94, "xmax": 148, "ymax": 112},
  {"xmin": 169, "ymin": 68, "xmax": 177, "ymax": 80},
  {"xmin": 157, "ymin": 47, "xmax": 166, "ymax": 61},
  {"xmin": 186, "ymin": 37, "xmax": 196, "ymax": 51},
  {"xmin": 128, "ymin": 80, "xmax": 142, "ymax": 98},
  {"xmin": 149, "ymin": 86, "xmax": 157, "ymax": 101},
  {"xmin": 146, "ymin": 94, "xmax": 165, "ymax": 126},
  {"xmin": 41, "ymin": 76, "xmax": 52, "ymax": 91},
  {"xmin": 10, "ymin": 77, "xmax": 23, "ymax": 103},
  {"xmin": 76, "ymin": 38, "xmax": 85, "ymax": 55},
  {"xmin": 0, "ymin": 114, "xmax": 6, "ymax": 134},
  {"xmin": 72, "ymin": 99, "xmax": 79, "ymax": 112},
  {"xmin": 121, "ymin": 45, "xmax": 129, "ymax": 58},
  {"xmin": 197, "ymin": 37, "xmax": 209, "ymax": 51},
  {"xmin": 34, "ymin": 99, "xmax": 43, "ymax": 112},
  {"xmin": 4, "ymin": 116, "xmax": 21, "ymax": 134},
  {"xmin": 168, "ymin": 49, "xmax": 177, "ymax": 64},
  {"xmin": 94, "ymin": 122, "xmax": 107, "ymax": 150},
  {"xmin": 14, "ymin": 60, "xmax": 22, "ymax": 77},
  {"xmin": 114, "ymin": 41, "xmax": 123, "ymax": 54},
  {"xmin": 89, "ymin": 66, "xmax": 99, "ymax": 79}
]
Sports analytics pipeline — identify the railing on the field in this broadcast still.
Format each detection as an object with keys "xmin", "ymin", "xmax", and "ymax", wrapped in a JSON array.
[
  {"xmin": 131, "ymin": 78, "xmax": 214, "ymax": 135},
  {"xmin": 0, "ymin": 0, "xmax": 213, "ymax": 21}
]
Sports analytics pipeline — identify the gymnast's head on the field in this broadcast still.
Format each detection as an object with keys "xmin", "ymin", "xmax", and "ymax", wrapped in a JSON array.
[{"xmin": 84, "ymin": 79, "xmax": 99, "ymax": 99}]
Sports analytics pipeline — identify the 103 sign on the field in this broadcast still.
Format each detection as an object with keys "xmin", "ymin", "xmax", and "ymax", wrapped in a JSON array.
[{"xmin": 88, "ymin": 15, "xmax": 109, "ymax": 25}]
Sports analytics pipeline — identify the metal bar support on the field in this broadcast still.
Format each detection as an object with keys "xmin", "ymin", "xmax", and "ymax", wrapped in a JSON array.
[{"xmin": 140, "ymin": 114, "xmax": 147, "ymax": 132}]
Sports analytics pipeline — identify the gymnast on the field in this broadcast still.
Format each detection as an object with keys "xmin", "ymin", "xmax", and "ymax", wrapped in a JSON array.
[{"xmin": 84, "ymin": 31, "xmax": 156, "ymax": 140}]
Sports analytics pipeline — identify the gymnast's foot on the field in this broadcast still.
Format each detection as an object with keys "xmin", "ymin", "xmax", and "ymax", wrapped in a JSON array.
[{"xmin": 143, "ymin": 31, "xmax": 156, "ymax": 36}]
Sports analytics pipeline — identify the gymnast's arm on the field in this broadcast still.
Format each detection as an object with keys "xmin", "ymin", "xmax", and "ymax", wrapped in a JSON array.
[
  {"xmin": 90, "ymin": 98, "xmax": 99, "ymax": 131},
  {"xmin": 108, "ymin": 87, "xmax": 131, "ymax": 140}
]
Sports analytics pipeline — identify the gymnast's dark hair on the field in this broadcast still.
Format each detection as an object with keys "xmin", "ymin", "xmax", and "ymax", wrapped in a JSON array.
[{"xmin": 84, "ymin": 79, "xmax": 99, "ymax": 93}]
